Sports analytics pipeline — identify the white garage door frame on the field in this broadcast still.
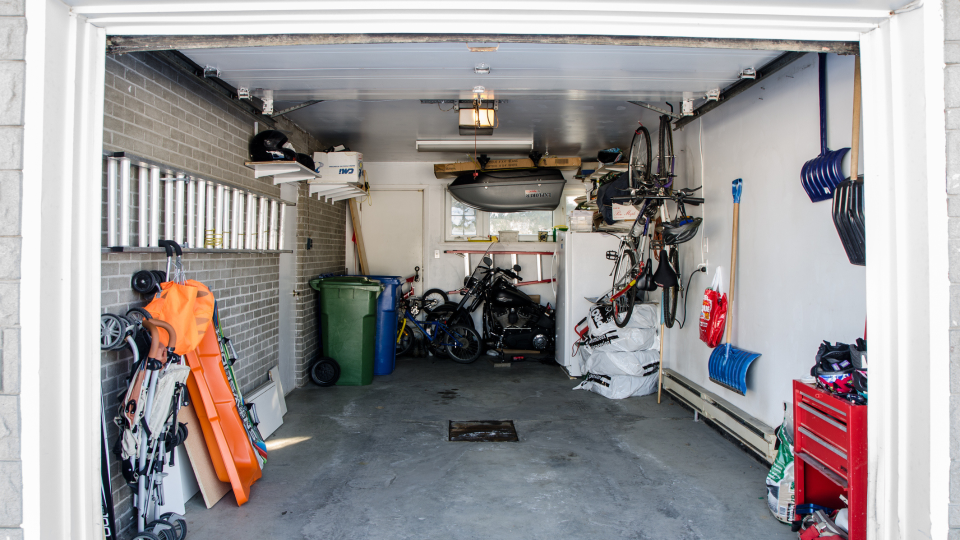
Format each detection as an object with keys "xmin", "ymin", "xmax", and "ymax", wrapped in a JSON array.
[{"xmin": 19, "ymin": 2, "xmax": 948, "ymax": 539}]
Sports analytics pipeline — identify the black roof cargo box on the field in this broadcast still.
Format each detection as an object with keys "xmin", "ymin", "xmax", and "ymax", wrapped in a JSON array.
[{"xmin": 448, "ymin": 168, "xmax": 566, "ymax": 212}]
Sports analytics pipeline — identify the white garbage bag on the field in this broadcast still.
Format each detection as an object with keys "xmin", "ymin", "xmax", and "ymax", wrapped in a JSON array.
[
  {"xmin": 588, "ymin": 303, "xmax": 659, "ymax": 335},
  {"xmin": 573, "ymin": 372, "xmax": 659, "ymax": 399},
  {"xmin": 583, "ymin": 349, "xmax": 660, "ymax": 377},
  {"xmin": 581, "ymin": 327, "xmax": 659, "ymax": 355}
]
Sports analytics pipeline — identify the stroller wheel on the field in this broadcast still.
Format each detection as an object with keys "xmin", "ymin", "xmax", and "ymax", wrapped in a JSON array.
[
  {"xmin": 131, "ymin": 270, "xmax": 157, "ymax": 294},
  {"xmin": 159, "ymin": 513, "xmax": 188, "ymax": 540},
  {"xmin": 132, "ymin": 532, "xmax": 162, "ymax": 540},
  {"xmin": 126, "ymin": 307, "xmax": 152, "ymax": 324},
  {"xmin": 100, "ymin": 313, "xmax": 124, "ymax": 351},
  {"xmin": 310, "ymin": 357, "xmax": 340, "ymax": 387},
  {"xmin": 147, "ymin": 520, "xmax": 177, "ymax": 540}
]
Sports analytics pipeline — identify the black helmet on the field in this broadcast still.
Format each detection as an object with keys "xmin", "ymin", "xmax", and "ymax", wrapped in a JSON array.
[
  {"xmin": 249, "ymin": 130, "xmax": 293, "ymax": 162},
  {"xmin": 662, "ymin": 216, "xmax": 702, "ymax": 245},
  {"xmin": 296, "ymin": 153, "xmax": 316, "ymax": 172}
]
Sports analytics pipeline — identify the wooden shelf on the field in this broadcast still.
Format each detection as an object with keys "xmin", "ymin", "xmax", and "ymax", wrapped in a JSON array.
[{"xmin": 245, "ymin": 161, "xmax": 319, "ymax": 184}]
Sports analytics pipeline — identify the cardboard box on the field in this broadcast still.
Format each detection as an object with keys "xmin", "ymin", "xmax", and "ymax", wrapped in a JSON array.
[
  {"xmin": 612, "ymin": 203, "xmax": 640, "ymax": 221},
  {"xmin": 313, "ymin": 151, "xmax": 363, "ymax": 182},
  {"xmin": 433, "ymin": 156, "xmax": 581, "ymax": 179}
]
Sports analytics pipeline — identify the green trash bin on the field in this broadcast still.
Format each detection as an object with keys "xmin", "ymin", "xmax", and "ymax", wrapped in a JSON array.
[{"xmin": 311, "ymin": 276, "xmax": 383, "ymax": 386}]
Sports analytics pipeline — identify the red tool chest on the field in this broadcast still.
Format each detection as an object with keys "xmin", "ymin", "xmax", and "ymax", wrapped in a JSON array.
[{"xmin": 793, "ymin": 380, "xmax": 867, "ymax": 540}]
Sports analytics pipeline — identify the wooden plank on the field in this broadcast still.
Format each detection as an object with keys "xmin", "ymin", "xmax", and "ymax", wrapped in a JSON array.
[
  {"xmin": 107, "ymin": 34, "xmax": 859, "ymax": 56},
  {"xmin": 434, "ymin": 156, "xmax": 581, "ymax": 179},
  {"xmin": 348, "ymin": 198, "xmax": 369, "ymax": 274},
  {"xmin": 179, "ymin": 404, "xmax": 230, "ymax": 509}
]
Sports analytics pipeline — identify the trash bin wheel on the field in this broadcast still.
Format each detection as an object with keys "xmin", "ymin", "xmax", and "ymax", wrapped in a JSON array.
[{"xmin": 310, "ymin": 357, "xmax": 341, "ymax": 387}]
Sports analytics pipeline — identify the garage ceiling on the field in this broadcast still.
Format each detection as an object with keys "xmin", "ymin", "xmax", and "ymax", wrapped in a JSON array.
[{"xmin": 182, "ymin": 43, "xmax": 786, "ymax": 161}]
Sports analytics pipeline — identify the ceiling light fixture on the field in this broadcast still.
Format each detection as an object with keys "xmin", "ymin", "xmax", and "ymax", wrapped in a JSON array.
[
  {"xmin": 415, "ymin": 139, "xmax": 533, "ymax": 154},
  {"xmin": 475, "ymin": 63, "xmax": 491, "ymax": 75},
  {"xmin": 467, "ymin": 43, "xmax": 499, "ymax": 52}
]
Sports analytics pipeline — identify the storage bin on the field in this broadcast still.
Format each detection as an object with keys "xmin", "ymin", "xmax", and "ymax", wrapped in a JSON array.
[
  {"xmin": 311, "ymin": 277, "xmax": 382, "ymax": 386},
  {"xmin": 362, "ymin": 275, "xmax": 403, "ymax": 376}
]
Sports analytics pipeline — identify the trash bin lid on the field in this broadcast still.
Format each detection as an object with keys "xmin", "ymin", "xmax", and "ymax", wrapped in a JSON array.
[
  {"xmin": 311, "ymin": 276, "xmax": 383, "ymax": 293},
  {"xmin": 363, "ymin": 275, "xmax": 403, "ymax": 286}
]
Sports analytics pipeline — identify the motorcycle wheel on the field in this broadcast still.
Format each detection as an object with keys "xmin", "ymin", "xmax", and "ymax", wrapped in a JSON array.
[{"xmin": 444, "ymin": 325, "xmax": 482, "ymax": 364}]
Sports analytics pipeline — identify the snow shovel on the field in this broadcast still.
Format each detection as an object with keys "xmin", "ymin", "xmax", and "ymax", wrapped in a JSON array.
[
  {"xmin": 708, "ymin": 179, "xmax": 761, "ymax": 395},
  {"xmin": 831, "ymin": 55, "xmax": 865, "ymax": 266},
  {"xmin": 801, "ymin": 53, "xmax": 850, "ymax": 203}
]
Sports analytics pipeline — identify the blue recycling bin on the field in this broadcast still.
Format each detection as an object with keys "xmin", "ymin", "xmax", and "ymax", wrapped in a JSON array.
[{"xmin": 363, "ymin": 275, "xmax": 403, "ymax": 375}]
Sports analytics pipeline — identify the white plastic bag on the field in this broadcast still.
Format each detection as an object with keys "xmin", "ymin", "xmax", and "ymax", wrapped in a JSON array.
[
  {"xmin": 581, "ymin": 327, "xmax": 659, "ymax": 355},
  {"xmin": 573, "ymin": 372, "xmax": 659, "ymax": 399},
  {"xmin": 587, "ymin": 303, "xmax": 659, "ymax": 335},
  {"xmin": 583, "ymin": 349, "xmax": 660, "ymax": 377}
]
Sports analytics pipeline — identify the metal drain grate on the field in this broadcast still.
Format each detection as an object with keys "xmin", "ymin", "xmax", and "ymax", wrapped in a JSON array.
[{"xmin": 448, "ymin": 420, "xmax": 519, "ymax": 442}]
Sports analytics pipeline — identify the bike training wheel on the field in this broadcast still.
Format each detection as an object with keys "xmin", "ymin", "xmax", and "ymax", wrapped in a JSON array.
[
  {"xmin": 100, "ymin": 313, "xmax": 124, "ymax": 351},
  {"xmin": 444, "ymin": 325, "xmax": 482, "ymax": 364},
  {"xmin": 662, "ymin": 248, "xmax": 680, "ymax": 329},
  {"xmin": 159, "ymin": 513, "xmax": 188, "ymax": 540},
  {"xmin": 611, "ymin": 248, "xmax": 638, "ymax": 328},
  {"xmin": 421, "ymin": 288, "xmax": 448, "ymax": 312},
  {"xmin": 396, "ymin": 320, "xmax": 414, "ymax": 357},
  {"xmin": 309, "ymin": 357, "xmax": 340, "ymax": 387},
  {"xmin": 628, "ymin": 125, "xmax": 652, "ymax": 190}
]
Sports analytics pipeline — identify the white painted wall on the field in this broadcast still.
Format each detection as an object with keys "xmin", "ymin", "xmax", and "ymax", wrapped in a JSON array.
[
  {"xmin": 665, "ymin": 52, "xmax": 866, "ymax": 428},
  {"xmin": 354, "ymin": 162, "xmax": 563, "ymax": 318}
]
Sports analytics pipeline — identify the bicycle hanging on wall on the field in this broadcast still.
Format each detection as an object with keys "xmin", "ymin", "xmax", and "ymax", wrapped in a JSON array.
[{"xmin": 606, "ymin": 108, "xmax": 704, "ymax": 328}]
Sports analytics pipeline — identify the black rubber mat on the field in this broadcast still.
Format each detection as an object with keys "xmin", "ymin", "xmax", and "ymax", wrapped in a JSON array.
[{"xmin": 448, "ymin": 420, "xmax": 519, "ymax": 442}]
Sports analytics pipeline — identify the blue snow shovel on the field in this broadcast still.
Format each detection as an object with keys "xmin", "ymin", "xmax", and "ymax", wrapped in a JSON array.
[{"xmin": 708, "ymin": 179, "xmax": 761, "ymax": 395}]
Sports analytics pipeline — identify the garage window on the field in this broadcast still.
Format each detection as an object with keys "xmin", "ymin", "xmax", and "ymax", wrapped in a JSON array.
[{"xmin": 445, "ymin": 192, "xmax": 554, "ymax": 241}]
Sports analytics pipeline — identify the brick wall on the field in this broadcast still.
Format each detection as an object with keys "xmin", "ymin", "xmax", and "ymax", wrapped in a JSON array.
[
  {"xmin": 947, "ymin": 0, "xmax": 960, "ymax": 534},
  {"xmin": 0, "ymin": 1, "xmax": 24, "ymax": 538},
  {"xmin": 99, "ymin": 51, "xmax": 345, "ymax": 538},
  {"xmin": 100, "ymin": 252, "xmax": 279, "ymax": 533},
  {"xmin": 294, "ymin": 183, "xmax": 347, "ymax": 387}
]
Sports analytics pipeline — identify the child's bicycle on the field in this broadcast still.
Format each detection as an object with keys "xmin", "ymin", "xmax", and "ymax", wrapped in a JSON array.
[{"xmin": 395, "ymin": 293, "xmax": 482, "ymax": 363}]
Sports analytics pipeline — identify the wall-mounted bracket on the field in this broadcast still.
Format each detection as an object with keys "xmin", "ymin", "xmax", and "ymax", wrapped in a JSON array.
[{"xmin": 627, "ymin": 101, "xmax": 681, "ymax": 120}]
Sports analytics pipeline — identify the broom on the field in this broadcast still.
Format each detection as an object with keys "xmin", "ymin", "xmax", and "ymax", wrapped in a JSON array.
[{"xmin": 708, "ymin": 179, "xmax": 761, "ymax": 395}]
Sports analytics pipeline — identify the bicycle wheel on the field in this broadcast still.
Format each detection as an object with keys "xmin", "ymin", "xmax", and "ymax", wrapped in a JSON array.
[
  {"xmin": 611, "ymin": 247, "xmax": 638, "ymax": 328},
  {"xmin": 421, "ymin": 288, "xmax": 448, "ymax": 312},
  {"xmin": 396, "ymin": 318, "xmax": 414, "ymax": 357},
  {"xmin": 444, "ymin": 325, "xmax": 482, "ymax": 364},
  {"xmin": 662, "ymin": 248, "xmax": 679, "ymax": 328},
  {"xmin": 628, "ymin": 125, "xmax": 652, "ymax": 190},
  {"xmin": 657, "ymin": 116, "xmax": 675, "ymax": 188}
]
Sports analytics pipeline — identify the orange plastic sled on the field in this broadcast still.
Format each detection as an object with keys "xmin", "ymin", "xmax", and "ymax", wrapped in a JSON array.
[{"xmin": 184, "ymin": 321, "xmax": 262, "ymax": 505}]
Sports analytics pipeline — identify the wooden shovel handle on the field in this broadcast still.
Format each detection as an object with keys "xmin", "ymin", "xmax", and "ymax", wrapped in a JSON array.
[
  {"xmin": 851, "ymin": 55, "xmax": 861, "ymax": 181},
  {"xmin": 725, "ymin": 202, "xmax": 739, "ymax": 344}
]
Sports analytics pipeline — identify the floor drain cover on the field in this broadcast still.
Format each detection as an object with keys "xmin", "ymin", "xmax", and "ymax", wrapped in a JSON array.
[{"xmin": 448, "ymin": 420, "xmax": 519, "ymax": 442}]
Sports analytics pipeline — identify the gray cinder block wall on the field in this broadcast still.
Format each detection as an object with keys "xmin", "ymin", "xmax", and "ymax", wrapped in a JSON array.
[
  {"xmin": 100, "ymin": 51, "xmax": 344, "ymax": 537},
  {"xmin": 0, "ymin": 1, "xmax": 23, "ymax": 538},
  {"xmin": 947, "ymin": 0, "xmax": 960, "ymax": 534}
]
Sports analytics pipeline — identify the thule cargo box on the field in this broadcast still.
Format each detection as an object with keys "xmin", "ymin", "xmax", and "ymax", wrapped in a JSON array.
[{"xmin": 448, "ymin": 168, "xmax": 565, "ymax": 212}]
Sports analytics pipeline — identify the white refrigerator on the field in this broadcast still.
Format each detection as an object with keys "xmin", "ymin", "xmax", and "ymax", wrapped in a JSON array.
[{"xmin": 554, "ymin": 230, "xmax": 623, "ymax": 376}]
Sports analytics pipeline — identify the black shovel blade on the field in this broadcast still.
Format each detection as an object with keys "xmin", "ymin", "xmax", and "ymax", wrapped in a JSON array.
[{"xmin": 832, "ymin": 179, "xmax": 865, "ymax": 266}]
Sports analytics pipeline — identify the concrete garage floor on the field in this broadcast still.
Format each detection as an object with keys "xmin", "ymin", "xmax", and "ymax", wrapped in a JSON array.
[{"xmin": 184, "ymin": 356, "xmax": 793, "ymax": 540}]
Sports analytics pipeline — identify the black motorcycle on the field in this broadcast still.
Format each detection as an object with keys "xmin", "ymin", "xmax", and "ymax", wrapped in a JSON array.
[{"xmin": 431, "ymin": 254, "xmax": 556, "ymax": 356}]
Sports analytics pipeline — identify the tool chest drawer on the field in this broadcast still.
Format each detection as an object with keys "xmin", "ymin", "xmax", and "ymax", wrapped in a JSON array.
[{"xmin": 793, "ymin": 380, "xmax": 867, "ymax": 540}]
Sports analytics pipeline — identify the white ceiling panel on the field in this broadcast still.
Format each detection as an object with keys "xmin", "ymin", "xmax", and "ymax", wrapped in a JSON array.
[{"xmin": 184, "ymin": 43, "xmax": 781, "ymax": 101}]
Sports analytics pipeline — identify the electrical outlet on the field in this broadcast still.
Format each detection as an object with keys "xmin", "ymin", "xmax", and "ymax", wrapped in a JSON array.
[{"xmin": 434, "ymin": 250, "xmax": 440, "ymax": 259}]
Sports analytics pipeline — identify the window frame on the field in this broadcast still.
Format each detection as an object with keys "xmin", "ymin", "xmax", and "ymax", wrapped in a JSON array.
[{"xmin": 445, "ymin": 190, "xmax": 568, "ymax": 242}]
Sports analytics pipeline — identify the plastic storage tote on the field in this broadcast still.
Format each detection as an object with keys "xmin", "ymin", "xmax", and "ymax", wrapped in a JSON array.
[
  {"xmin": 311, "ymin": 277, "xmax": 382, "ymax": 386},
  {"xmin": 363, "ymin": 275, "xmax": 403, "ymax": 376}
]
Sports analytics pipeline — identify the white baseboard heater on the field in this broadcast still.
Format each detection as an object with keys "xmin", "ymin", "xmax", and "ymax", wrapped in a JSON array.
[{"xmin": 662, "ymin": 368, "xmax": 778, "ymax": 464}]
